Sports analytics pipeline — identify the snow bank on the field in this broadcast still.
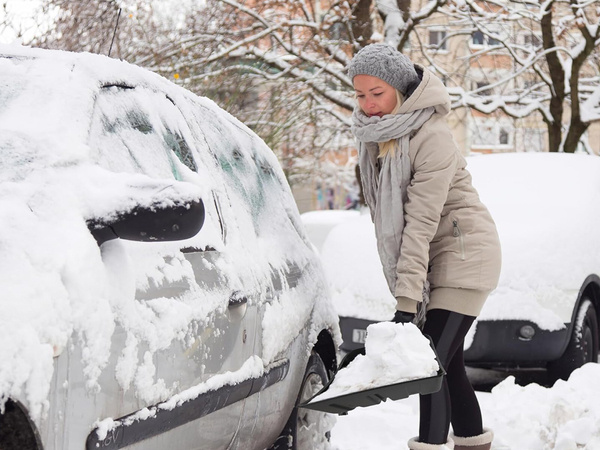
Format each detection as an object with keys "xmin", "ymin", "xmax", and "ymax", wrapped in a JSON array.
[
  {"xmin": 485, "ymin": 363, "xmax": 600, "ymax": 449},
  {"xmin": 331, "ymin": 363, "xmax": 600, "ymax": 450}
]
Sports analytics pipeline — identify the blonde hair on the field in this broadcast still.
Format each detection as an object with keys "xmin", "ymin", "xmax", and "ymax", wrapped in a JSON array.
[{"xmin": 378, "ymin": 90, "xmax": 404, "ymax": 158}]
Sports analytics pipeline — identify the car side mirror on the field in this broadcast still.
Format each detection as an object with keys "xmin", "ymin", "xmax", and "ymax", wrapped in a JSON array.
[{"xmin": 87, "ymin": 199, "xmax": 205, "ymax": 246}]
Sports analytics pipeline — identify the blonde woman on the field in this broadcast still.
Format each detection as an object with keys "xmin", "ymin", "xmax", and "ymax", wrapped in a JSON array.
[{"xmin": 347, "ymin": 44, "xmax": 501, "ymax": 450}]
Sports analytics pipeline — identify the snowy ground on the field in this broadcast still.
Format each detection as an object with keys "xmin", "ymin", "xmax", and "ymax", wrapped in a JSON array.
[{"xmin": 328, "ymin": 363, "xmax": 600, "ymax": 449}]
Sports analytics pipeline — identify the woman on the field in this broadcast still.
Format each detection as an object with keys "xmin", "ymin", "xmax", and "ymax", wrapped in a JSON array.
[{"xmin": 347, "ymin": 44, "xmax": 502, "ymax": 450}]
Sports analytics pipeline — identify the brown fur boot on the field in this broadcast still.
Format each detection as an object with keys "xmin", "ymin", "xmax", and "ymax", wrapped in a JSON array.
[{"xmin": 450, "ymin": 428, "xmax": 493, "ymax": 450}]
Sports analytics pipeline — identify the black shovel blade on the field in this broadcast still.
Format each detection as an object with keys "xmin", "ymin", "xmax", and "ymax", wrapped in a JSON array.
[{"xmin": 300, "ymin": 337, "xmax": 445, "ymax": 415}]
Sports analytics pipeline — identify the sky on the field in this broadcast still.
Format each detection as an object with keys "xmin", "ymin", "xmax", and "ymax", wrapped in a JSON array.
[
  {"xmin": 0, "ymin": 0, "xmax": 43, "ymax": 44},
  {"xmin": 0, "ymin": 0, "xmax": 197, "ymax": 45},
  {"xmin": 2, "ymin": 39, "xmax": 600, "ymax": 450}
]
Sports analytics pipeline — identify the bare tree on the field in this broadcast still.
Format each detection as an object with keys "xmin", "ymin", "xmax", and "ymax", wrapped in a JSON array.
[
  {"xmin": 187, "ymin": 0, "xmax": 599, "ymax": 154},
  {"xmin": 439, "ymin": 0, "xmax": 600, "ymax": 153},
  {"xmin": 33, "ymin": 0, "xmax": 190, "ymax": 61},
  {"xmin": 30, "ymin": 0, "xmax": 600, "ymax": 161},
  {"xmin": 147, "ymin": 0, "xmax": 451, "ymax": 189}
]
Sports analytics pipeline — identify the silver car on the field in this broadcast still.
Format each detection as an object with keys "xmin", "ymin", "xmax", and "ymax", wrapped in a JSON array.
[{"xmin": 0, "ymin": 45, "xmax": 339, "ymax": 450}]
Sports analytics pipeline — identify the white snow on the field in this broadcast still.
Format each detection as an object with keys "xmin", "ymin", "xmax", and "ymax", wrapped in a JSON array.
[
  {"xmin": 310, "ymin": 322, "xmax": 439, "ymax": 402},
  {"xmin": 469, "ymin": 153, "xmax": 600, "ymax": 327},
  {"xmin": 304, "ymin": 209, "xmax": 396, "ymax": 322},
  {"xmin": 303, "ymin": 152, "xmax": 600, "ymax": 329},
  {"xmin": 0, "ymin": 44, "xmax": 211, "ymax": 417},
  {"xmin": 0, "ymin": 43, "xmax": 339, "ymax": 426},
  {"xmin": 330, "ymin": 363, "xmax": 600, "ymax": 449},
  {"xmin": 300, "ymin": 209, "xmax": 360, "ymax": 253},
  {"xmin": 301, "ymin": 152, "xmax": 600, "ymax": 448}
]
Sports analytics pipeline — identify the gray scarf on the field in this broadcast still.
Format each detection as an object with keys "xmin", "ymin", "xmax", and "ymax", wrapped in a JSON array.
[{"xmin": 352, "ymin": 106, "xmax": 434, "ymax": 326}]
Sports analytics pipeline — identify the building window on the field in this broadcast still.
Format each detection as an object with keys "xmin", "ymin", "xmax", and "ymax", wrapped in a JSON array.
[
  {"xmin": 471, "ymin": 29, "xmax": 502, "ymax": 48},
  {"xmin": 476, "ymin": 81, "xmax": 492, "ymax": 96},
  {"xmin": 471, "ymin": 119, "xmax": 514, "ymax": 149},
  {"xmin": 329, "ymin": 22, "xmax": 345, "ymax": 40},
  {"xmin": 429, "ymin": 30, "xmax": 447, "ymax": 50},
  {"xmin": 488, "ymin": 35, "xmax": 501, "ymax": 46},
  {"xmin": 523, "ymin": 34, "xmax": 542, "ymax": 48},
  {"xmin": 472, "ymin": 30, "xmax": 484, "ymax": 46}
]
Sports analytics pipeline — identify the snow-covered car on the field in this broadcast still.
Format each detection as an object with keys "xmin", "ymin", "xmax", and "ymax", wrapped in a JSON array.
[
  {"xmin": 0, "ymin": 45, "xmax": 340, "ymax": 450},
  {"xmin": 302, "ymin": 153, "xmax": 600, "ymax": 382}
]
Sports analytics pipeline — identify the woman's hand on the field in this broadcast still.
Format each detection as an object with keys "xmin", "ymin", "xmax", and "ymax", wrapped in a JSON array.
[{"xmin": 392, "ymin": 310, "xmax": 415, "ymax": 324}]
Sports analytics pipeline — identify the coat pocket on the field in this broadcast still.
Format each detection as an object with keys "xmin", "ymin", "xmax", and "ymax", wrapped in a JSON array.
[{"xmin": 452, "ymin": 219, "xmax": 466, "ymax": 261}]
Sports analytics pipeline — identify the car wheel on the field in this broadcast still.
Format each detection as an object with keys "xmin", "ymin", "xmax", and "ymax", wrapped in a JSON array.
[
  {"xmin": 0, "ymin": 400, "xmax": 42, "ymax": 450},
  {"xmin": 268, "ymin": 351, "xmax": 335, "ymax": 450},
  {"xmin": 548, "ymin": 298, "xmax": 599, "ymax": 382}
]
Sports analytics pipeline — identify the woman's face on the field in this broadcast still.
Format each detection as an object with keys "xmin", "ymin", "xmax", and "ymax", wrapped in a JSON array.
[{"xmin": 353, "ymin": 74, "xmax": 398, "ymax": 117}]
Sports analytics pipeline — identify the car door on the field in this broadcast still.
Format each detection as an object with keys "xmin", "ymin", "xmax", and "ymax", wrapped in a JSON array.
[
  {"xmin": 179, "ymin": 103, "xmax": 321, "ymax": 448},
  {"xmin": 80, "ymin": 84, "xmax": 260, "ymax": 450}
]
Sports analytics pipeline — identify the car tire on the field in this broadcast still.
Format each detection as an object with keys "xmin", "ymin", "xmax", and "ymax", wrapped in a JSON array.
[
  {"xmin": 548, "ymin": 298, "xmax": 599, "ymax": 382},
  {"xmin": 268, "ymin": 351, "xmax": 334, "ymax": 450},
  {"xmin": 0, "ymin": 400, "xmax": 42, "ymax": 450}
]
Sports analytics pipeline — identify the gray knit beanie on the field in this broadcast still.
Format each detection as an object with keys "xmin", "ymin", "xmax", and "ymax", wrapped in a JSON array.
[{"xmin": 347, "ymin": 44, "xmax": 419, "ymax": 95}]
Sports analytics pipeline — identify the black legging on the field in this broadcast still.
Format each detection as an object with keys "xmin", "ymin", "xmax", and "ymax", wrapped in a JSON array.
[{"xmin": 418, "ymin": 309, "xmax": 483, "ymax": 444}]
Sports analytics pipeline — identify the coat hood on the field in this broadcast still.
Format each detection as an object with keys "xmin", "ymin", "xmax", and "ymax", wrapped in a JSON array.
[{"xmin": 399, "ymin": 65, "xmax": 451, "ymax": 116}]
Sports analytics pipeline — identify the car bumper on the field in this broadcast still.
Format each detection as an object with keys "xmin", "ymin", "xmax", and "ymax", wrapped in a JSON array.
[
  {"xmin": 464, "ymin": 320, "xmax": 569, "ymax": 368},
  {"xmin": 340, "ymin": 316, "xmax": 570, "ymax": 369},
  {"xmin": 338, "ymin": 316, "xmax": 378, "ymax": 352}
]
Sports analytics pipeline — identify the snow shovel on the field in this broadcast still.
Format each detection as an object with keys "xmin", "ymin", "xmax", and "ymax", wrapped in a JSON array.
[{"xmin": 300, "ymin": 335, "xmax": 445, "ymax": 415}]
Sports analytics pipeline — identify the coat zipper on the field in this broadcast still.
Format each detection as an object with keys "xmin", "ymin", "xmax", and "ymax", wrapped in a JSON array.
[{"xmin": 453, "ymin": 219, "xmax": 466, "ymax": 260}]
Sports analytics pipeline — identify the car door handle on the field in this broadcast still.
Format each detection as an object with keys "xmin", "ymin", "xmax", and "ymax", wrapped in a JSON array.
[
  {"xmin": 229, "ymin": 293, "xmax": 248, "ymax": 307},
  {"xmin": 228, "ymin": 292, "xmax": 248, "ymax": 321}
]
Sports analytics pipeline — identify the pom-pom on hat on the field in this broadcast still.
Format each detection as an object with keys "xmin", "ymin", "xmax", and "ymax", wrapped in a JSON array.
[{"xmin": 347, "ymin": 44, "xmax": 419, "ymax": 95}]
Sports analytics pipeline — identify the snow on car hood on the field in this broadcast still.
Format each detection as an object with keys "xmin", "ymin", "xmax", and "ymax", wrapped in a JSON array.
[
  {"xmin": 319, "ymin": 211, "xmax": 396, "ymax": 322},
  {"xmin": 469, "ymin": 152, "xmax": 600, "ymax": 329}
]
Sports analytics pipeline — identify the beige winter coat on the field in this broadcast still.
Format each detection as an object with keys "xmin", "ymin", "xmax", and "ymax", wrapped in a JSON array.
[{"xmin": 390, "ymin": 66, "xmax": 502, "ymax": 317}]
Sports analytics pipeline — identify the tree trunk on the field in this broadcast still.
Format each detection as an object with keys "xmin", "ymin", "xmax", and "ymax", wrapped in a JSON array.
[
  {"xmin": 351, "ymin": 0, "xmax": 374, "ymax": 49},
  {"xmin": 563, "ymin": 64, "xmax": 590, "ymax": 153},
  {"xmin": 562, "ymin": 3, "xmax": 597, "ymax": 153},
  {"xmin": 541, "ymin": 1, "xmax": 565, "ymax": 153}
]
